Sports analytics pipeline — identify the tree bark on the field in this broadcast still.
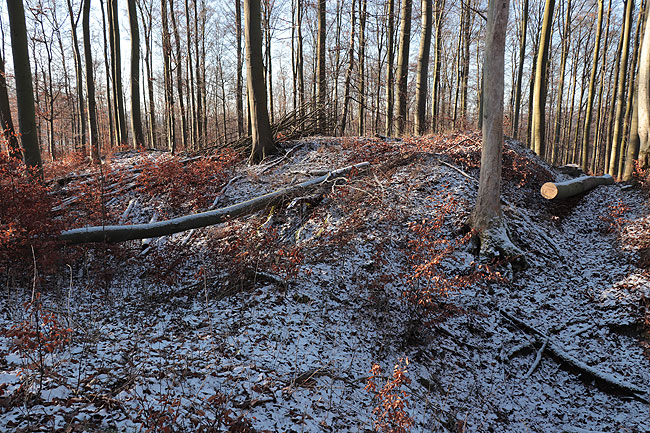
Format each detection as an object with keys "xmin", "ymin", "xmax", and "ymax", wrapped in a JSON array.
[
  {"xmin": 530, "ymin": 0, "xmax": 555, "ymax": 158},
  {"xmin": 108, "ymin": 0, "xmax": 127, "ymax": 145},
  {"xmin": 472, "ymin": 0, "xmax": 521, "ymax": 261},
  {"xmin": 431, "ymin": 0, "xmax": 445, "ymax": 133},
  {"xmin": 339, "ymin": 0, "xmax": 356, "ymax": 135},
  {"xmin": 65, "ymin": 0, "xmax": 87, "ymax": 156},
  {"xmin": 316, "ymin": 0, "xmax": 327, "ymax": 133},
  {"xmin": 357, "ymin": 0, "xmax": 366, "ymax": 135},
  {"xmin": 245, "ymin": 0, "xmax": 276, "ymax": 163},
  {"xmin": 512, "ymin": 0, "xmax": 528, "ymax": 140},
  {"xmin": 639, "ymin": 0, "xmax": 650, "ymax": 169},
  {"xmin": 6, "ymin": 0, "xmax": 42, "ymax": 176},
  {"xmin": 385, "ymin": 0, "xmax": 395, "ymax": 135},
  {"xmin": 127, "ymin": 0, "xmax": 144, "ymax": 149},
  {"xmin": 415, "ymin": 0, "xmax": 432, "ymax": 135},
  {"xmin": 236, "ymin": 0, "xmax": 245, "ymax": 138},
  {"xmin": 395, "ymin": 0, "xmax": 412, "ymax": 136},
  {"xmin": 82, "ymin": 0, "xmax": 100, "ymax": 162},
  {"xmin": 609, "ymin": 0, "xmax": 635, "ymax": 177},
  {"xmin": 551, "ymin": 0, "xmax": 572, "ymax": 165}
]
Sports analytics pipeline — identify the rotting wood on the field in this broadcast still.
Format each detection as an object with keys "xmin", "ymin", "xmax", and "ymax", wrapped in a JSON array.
[
  {"xmin": 60, "ymin": 162, "xmax": 370, "ymax": 244},
  {"xmin": 540, "ymin": 174, "xmax": 614, "ymax": 200},
  {"xmin": 501, "ymin": 310, "xmax": 648, "ymax": 402}
]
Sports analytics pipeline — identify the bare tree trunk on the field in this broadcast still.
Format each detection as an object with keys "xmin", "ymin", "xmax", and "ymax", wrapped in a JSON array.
[
  {"xmin": 244, "ymin": 0, "xmax": 276, "ymax": 163},
  {"xmin": 530, "ymin": 0, "xmax": 555, "ymax": 157},
  {"xmin": 512, "ymin": 0, "xmax": 528, "ymax": 140},
  {"xmin": 339, "ymin": 0, "xmax": 356, "ymax": 135},
  {"xmin": 108, "ymin": 0, "xmax": 127, "ymax": 145},
  {"xmin": 581, "ymin": 0, "xmax": 604, "ymax": 171},
  {"xmin": 236, "ymin": 0, "xmax": 245, "ymax": 137},
  {"xmin": 640, "ymin": 0, "xmax": 650, "ymax": 169},
  {"xmin": 551, "ymin": 0, "xmax": 572, "ymax": 165},
  {"xmin": 65, "ymin": 0, "xmax": 87, "ymax": 155},
  {"xmin": 127, "ymin": 0, "xmax": 144, "ymax": 149},
  {"xmin": 161, "ymin": 0, "xmax": 176, "ymax": 153},
  {"xmin": 316, "ymin": 0, "xmax": 327, "ymax": 132},
  {"xmin": 472, "ymin": 0, "xmax": 520, "ymax": 260},
  {"xmin": 169, "ymin": 0, "xmax": 188, "ymax": 150},
  {"xmin": 184, "ymin": 0, "xmax": 197, "ymax": 148},
  {"xmin": 139, "ymin": 0, "xmax": 156, "ymax": 149},
  {"xmin": 385, "ymin": 0, "xmax": 395, "ymax": 135},
  {"xmin": 82, "ymin": 0, "xmax": 100, "ymax": 162},
  {"xmin": 396, "ymin": 0, "xmax": 412, "ymax": 135},
  {"xmin": 7, "ymin": 0, "xmax": 42, "ymax": 175},
  {"xmin": 100, "ymin": 0, "xmax": 114, "ymax": 151},
  {"xmin": 609, "ymin": 0, "xmax": 635, "ymax": 177},
  {"xmin": 431, "ymin": 0, "xmax": 445, "ymax": 133},
  {"xmin": 357, "ymin": 0, "xmax": 366, "ymax": 135},
  {"xmin": 415, "ymin": 0, "xmax": 432, "ymax": 135},
  {"xmin": 593, "ymin": 0, "xmax": 613, "ymax": 173}
]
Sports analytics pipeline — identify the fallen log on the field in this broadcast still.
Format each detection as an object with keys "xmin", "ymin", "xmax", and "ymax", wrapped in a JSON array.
[
  {"xmin": 540, "ymin": 174, "xmax": 614, "ymax": 200},
  {"xmin": 500, "ymin": 310, "xmax": 648, "ymax": 402},
  {"xmin": 60, "ymin": 162, "xmax": 369, "ymax": 244}
]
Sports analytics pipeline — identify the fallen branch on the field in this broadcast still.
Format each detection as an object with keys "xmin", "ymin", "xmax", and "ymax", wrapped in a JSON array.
[
  {"xmin": 540, "ymin": 174, "xmax": 615, "ymax": 200},
  {"xmin": 501, "ymin": 310, "xmax": 648, "ymax": 402},
  {"xmin": 60, "ymin": 162, "xmax": 370, "ymax": 244}
]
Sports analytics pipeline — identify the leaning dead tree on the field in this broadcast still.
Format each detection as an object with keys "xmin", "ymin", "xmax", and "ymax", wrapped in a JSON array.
[
  {"xmin": 60, "ymin": 162, "xmax": 369, "ymax": 244},
  {"xmin": 540, "ymin": 174, "xmax": 614, "ymax": 200}
]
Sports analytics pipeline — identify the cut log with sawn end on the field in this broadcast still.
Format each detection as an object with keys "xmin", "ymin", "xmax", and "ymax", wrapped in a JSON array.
[{"xmin": 540, "ymin": 174, "xmax": 615, "ymax": 200}]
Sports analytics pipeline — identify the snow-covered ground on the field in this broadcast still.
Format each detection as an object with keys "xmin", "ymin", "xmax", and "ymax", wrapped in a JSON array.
[{"xmin": 1, "ymin": 135, "xmax": 648, "ymax": 432}]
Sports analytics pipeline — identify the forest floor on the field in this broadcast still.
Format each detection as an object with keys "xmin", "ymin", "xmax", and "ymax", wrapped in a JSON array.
[{"xmin": 0, "ymin": 133, "xmax": 649, "ymax": 432}]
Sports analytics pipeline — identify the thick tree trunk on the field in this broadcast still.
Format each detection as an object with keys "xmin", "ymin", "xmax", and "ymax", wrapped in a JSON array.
[
  {"xmin": 639, "ymin": 0, "xmax": 650, "ymax": 169},
  {"xmin": 415, "ymin": 0, "xmax": 432, "ymax": 135},
  {"xmin": 245, "ymin": 0, "xmax": 276, "ymax": 163},
  {"xmin": 472, "ymin": 0, "xmax": 521, "ymax": 261},
  {"xmin": 7, "ymin": 0, "xmax": 42, "ymax": 176},
  {"xmin": 395, "ymin": 0, "xmax": 412, "ymax": 136},
  {"xmin": 127, "ymin": 0, "xmax": 144, "ymax": 149}
]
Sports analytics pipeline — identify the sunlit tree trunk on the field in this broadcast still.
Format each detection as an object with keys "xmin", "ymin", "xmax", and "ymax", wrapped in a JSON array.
[
  {"xmin": 244, "ymin": 0, "xmax": 276, "ymax": 162},
  {"xmin": 358, "ymin": 0, "xmax": 366, "ymax": 135},
  {"xmin": 609, "ymin": 0, "xmax": 634, "ymax": 177},
  {"xmin": 415, "ymin": 0, "xmax": 432, "ymax": 135},
  {"xmin": 396, "ymin": 0, "xmax": 412, "ymax": 135},
  {"xmin": 339, "ymin": 0, "xmax": 356, "ymax": 135},
  {"xmin": 530, "ymin": 0, "xmax": 555, "ymax": 157},
  {"xmin": 431, "ymin": 0, "xmax": 445, "ymax": 133}
]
